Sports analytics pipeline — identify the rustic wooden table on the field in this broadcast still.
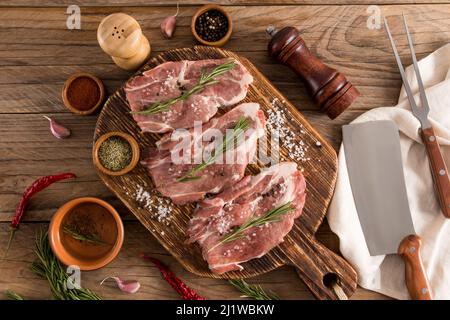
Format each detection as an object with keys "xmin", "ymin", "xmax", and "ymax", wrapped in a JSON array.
[{"xmin": 1, "ymin": 0, "xmax": 448, "ymax": 300}]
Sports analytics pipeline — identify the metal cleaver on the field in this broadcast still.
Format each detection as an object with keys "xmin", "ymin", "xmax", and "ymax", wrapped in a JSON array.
[{"xmin": 343, "ymin": 120, "xmax": 432, "ymax": 300}]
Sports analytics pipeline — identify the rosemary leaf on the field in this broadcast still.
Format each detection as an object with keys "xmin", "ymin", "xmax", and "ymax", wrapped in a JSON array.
[
  {"xmin": 5, "ymin": 289, "xmax": 25, "ymax": 300},
  {"xmin": 176, "ymin": 175, "xmax": 202, "ymax": 183},
  {"xmin": 132, "ymin": 60, "xmax": 236, "ymax": 116},
  {"xmin": 229, "ymin": 279, "xmax": 280, "ymax": 300},
  {"xmin": 210, "ymin": 202, "xmax": 294, "ymax": 252},
  {"xmin": 63, "ymin": 225, "xmax": 109, "ymax": 246},
  {"xmin": 178, "ymin": 116, "xmax": 249, "ymax": 182},
  {"xmin": 32, "ymin": 229, "xmax": 102, "ymax": 300}
]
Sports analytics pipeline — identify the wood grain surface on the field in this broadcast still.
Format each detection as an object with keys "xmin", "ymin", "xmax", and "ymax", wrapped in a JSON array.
[
  {"xmin": 1, "ymin": 0, "xmax": 449, "ymax": 300},
  {"xmin": 2, "ymin": 1, "xmax": 450, "ymax": 6},
  {"xmin": 0, "ymin": 222, "xmax": 384, "ymax": 300}
]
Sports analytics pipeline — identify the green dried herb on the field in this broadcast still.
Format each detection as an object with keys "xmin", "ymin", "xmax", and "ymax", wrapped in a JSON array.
[{"xmin": 98, "ymin": 136, "xmax": 132, "ymax": 172}]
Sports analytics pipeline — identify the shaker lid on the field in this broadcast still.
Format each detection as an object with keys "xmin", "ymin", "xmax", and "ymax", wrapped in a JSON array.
[{"xmin": 97, "ymin": 13, "xmax": 143, "ymax": 59}]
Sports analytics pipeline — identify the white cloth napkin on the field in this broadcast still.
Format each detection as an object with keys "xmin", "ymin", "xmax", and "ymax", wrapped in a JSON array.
[{"xmin": 328, "ymin": 44, "xmax": 450, "ymax": 300}]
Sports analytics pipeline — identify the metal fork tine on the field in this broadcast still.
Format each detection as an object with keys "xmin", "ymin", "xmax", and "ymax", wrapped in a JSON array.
[
  {"xmin": 384, "ymin": 17, "xmax": 420, "ymax": 116},
  {"xmin": 403, "ymin": 14, "xmax": 430, "ymax": 115}
]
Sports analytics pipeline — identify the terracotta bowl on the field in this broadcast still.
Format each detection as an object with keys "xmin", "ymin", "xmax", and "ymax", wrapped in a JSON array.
[
  {"xmin": 191, "ymin": 4, "xmax": 233, "ymax": 47},
  {"xmin": 93, "ymin": 131, "xmax": 140, "ymax": 176},
  {"xmin": 62, "ymin": 72, "xmax": 105, "ymax": 115},
  {"xmin": 48, "ymin": 197, "xmax": 124, "ymax": 271}
]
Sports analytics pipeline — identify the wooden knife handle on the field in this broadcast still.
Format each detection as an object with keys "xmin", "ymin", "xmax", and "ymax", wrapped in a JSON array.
[
  {"xmin": 398, "ymin": 235, "xmax": 432, "ymax": 300},
  {"xmin": 421, "ymin": 127, "xmax": 450, "ymax": 218}
]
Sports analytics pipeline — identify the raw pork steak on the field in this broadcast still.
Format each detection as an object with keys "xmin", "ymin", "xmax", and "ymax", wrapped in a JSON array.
[
  {"xmin": 141, "ymin": 103, "xmax": 266, "ymax": 205},
  {"xmin": 187, "ymin": 162, "xmax": 306, "ymax": 274},
  {"xmin": 125, "ymin": 58, "xmax": 253, "ymax": 133}
]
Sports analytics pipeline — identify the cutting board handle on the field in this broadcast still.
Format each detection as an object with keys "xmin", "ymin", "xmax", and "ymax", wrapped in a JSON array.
[{"xmin": 282, "ymin": 232, "xmax": 357, "ymax": 300}]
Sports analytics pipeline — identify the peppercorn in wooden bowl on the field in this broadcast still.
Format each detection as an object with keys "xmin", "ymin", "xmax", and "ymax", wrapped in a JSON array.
[
  {"xmin": 191, "ymin": 4, "xmax": 232, "ymax": 47},
  {"xmin": 93, "ymin": 131, "xmax": 140, "ymax": 176}
]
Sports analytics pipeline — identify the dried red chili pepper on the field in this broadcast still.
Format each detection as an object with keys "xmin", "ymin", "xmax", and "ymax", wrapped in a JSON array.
[
  {"xmin": 4, "ymin": 173, "xmax": 76, "ymax": 258},
  {"xmin": 141, "ymin": 254, "xmax": 205, "ymax": 300}
]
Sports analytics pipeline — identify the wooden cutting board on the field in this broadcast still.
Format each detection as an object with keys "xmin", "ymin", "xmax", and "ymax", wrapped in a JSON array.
[{"xmin": 93, "ymin": 46, "xmax": 357, "ymax": 300}]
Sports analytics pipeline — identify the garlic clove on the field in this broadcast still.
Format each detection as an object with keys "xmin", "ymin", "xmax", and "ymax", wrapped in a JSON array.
[
  {"xmin": 161, "ymin": 2, "xmax": 179, "ymax": 39},
  {"xmin": 44, "ymin": 116, "xmax": 71, "ymax": 139},
  {"xmin": 101, "ymin": 276, "xmax": 141, "ymax": 294},
  {"xmin": 161, "ymin": 15, "xmax": 177, "ymax": 39}
]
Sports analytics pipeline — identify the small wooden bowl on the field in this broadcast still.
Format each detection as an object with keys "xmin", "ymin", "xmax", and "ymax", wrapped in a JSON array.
[
  {"xmin": 49, "ymin": 197, "xmax": 124, "ymax": 271},
  {"xmin": 93, "ymin": 131, "xmax": 140, "ymax": 176},
  {"xmin": 62, "ymin": 72, "xmax": 105, "ymax": 115},
  {"xmin": 191, "ymin": 4, "xmax": 233, "ymax": 47}
]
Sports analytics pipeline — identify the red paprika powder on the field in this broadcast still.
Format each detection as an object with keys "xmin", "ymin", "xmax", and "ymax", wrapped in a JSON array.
[
  {"xmin": 66, "ymin": 76, "xmax": 100, "ymax": 111},
  {"xmin": 63, "ymin": 73, "xmax": 104, "ymax": 115}
]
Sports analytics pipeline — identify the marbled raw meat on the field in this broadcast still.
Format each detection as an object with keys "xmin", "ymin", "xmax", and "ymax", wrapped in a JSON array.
[
  {"xmin": 141, "ymin": 103, "xmax": 266, "ymax": 205},
  {"xmin": 125, "ymin": 58, "xmax": 253, "ymax": 133},
  {"xmin": 187, "ymin": 162, "xmax": 306, "ymax": 274}
]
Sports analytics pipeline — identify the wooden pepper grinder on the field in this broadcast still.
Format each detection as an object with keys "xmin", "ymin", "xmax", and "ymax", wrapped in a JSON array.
[
  {"xmin": 267, "ymin": 26, "xmax": 360, "ymax": 119},
  {"xmin": 97, "ymin": 13, "xmax": 151, "ymax": 71}
]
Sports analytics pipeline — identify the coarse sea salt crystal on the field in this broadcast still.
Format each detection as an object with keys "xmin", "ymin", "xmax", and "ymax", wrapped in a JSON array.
[
  {"xmin": 267, "ymin": 98, "xmax": 310, "ymax": 162},
  {"xmin": 156, "ymin": 205, "xmax": 171, "ymax": 221},
  {"xmin": 133, "ymin": 184, "xmax": 172, "ymax": 224},
  {"xmin": 217, "ymin": 215, "xmax": 231, "ymax": 234}
]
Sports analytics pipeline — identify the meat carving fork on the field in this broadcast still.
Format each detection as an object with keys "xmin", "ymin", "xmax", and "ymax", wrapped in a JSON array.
[{"xmin": 385, "ymin": 15, "xmax": 450, "ymax": 218}]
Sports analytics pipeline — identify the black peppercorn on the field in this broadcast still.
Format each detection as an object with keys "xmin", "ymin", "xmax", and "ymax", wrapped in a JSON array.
[{"xmin": 195, "ymin": 9, "xmax": 229, "ymax": 43}]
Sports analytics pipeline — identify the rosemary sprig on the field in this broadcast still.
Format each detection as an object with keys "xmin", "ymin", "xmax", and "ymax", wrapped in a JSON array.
[
  {"xmin": 31, "ymin": 229, "xmax": 102, "ymax": 300},
  {"xmin": 5, "ymin": 289, "xmax": 25, "ymax": 300},
  {"xmin": 210, "ymin": 202, "xmax": 294, "ymax": 251},
  {"xmin": 63, "ymin": 225, "xmax": 109, "ymax": 246},
  {"xmin": 132, "ymin": 60, "xmax": 236, "ymax": 116},
  {"xmin": 178, "ymin": 116, "xmax": 250, "ymax": 182},
  {"xmin": 229, "ymin": 279, "xmax": 280, "ymax": 300}
]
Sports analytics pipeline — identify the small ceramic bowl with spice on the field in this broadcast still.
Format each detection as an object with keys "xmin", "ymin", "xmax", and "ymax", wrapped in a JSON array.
[
  {"xmin": 62, "ymin": 72, "xmax": 105, "ymax": 115},
  {"xmin": 191, "ymin": 4, "xmax": 232, "ymax": 47},
  {"xmin": 93, "ymin": 131, "xmax": 140, "ymax": 176},
  {"xmin": 49, "ymin": 197, "xmax": 124, "ymax": 271}
]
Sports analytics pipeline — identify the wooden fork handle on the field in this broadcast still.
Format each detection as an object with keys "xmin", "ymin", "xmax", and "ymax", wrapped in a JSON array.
[
  {"xmin": 421, "ymin": 127, "xmax": 450, "ymax": 218},
  {"xmin": 398, "ymin": 235, "xmax": 432, "ymax": 300}
]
